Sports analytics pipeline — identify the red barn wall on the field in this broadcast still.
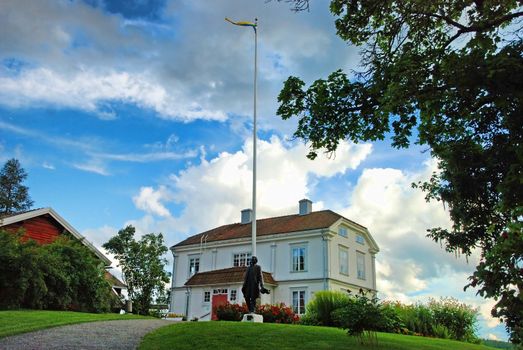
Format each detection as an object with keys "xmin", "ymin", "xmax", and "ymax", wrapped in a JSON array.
[{"xmin": 3, "ymin": 214, "xmax": 64, "ymax": 244}]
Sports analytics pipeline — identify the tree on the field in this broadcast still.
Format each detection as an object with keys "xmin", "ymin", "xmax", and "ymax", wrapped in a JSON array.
[
  {"xmin": 0, "ymin": 229, "xmax": 114, "ymax": 312},
  {"xmin": 0, "ymin": 159, "xmax": 34, "ymax": 215},
  {"xmin": 277, "ymin": 0, "xmax": 523, "ymax": 343},
  {"xmin": 103, "ymin": 225, "xmax": 170, "ymax": 315}
]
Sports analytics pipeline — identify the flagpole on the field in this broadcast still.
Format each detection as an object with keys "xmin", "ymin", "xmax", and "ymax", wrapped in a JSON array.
[
  {"xmin": 252, "ymin": 18, "xmax": 258, "ymax": 258},
  {"xmin": 225, "ymin": 17, "xmax": 258, "ymax": 258}
]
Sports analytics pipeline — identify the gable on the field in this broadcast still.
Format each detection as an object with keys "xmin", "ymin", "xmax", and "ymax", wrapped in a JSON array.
[
  {"xmin": 2, "ymin": 213, "xmax": 64, "ymax": 245},
  {"xmin": 0, "ymin": 208, "xmax": 111, "ymax": 265}
]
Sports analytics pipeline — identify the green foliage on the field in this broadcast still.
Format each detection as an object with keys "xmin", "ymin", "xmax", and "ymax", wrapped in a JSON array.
[
  {"xmin": 331, "ymin": 292, "xmax": 382, "ymax": 345},
  {"xmin": 0, "ymin": 158, "xmax": 33, "ymax": 215},
  {"xmin": 303, "ymin": 290, "xmax": 350, "ymax": 326},
  {"xmin": 103, "ymin": 225, "xmax": 170, "ymax": 315},
  {"xmin": 0, "ymin": 230, "xmax": 114, "ymax": 312},
  {"xmin": 391, "ymin": 298, "xmax": 479, "ymax": 342},
  {"xmin": 277, "ymin": 0, "xmax": 523, "ymax": 343}
]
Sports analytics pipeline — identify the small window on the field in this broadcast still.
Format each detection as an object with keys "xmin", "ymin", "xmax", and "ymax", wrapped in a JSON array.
[
  {"xmin": 338, "ymin": 227, "xmax": 348, "ymax": 237},
  {"xmin": 291, "ymin": 245, "xmax": 307, "ymax": 272},
  {"xmin": 203, "ymin": 291, "xmax": 210, "ymax": 303},
  {"xmin": 339, "ymin": 245, "xmax": 349, "ymax": 275},
  {"xmin": 233, "ymin": 252, "xmax": 252, "ymax": 267},
  {"xmin": 292, "ymin": 290, "xmax": 306, "ymax": 314},
  {"xmin": 356, "ymin": 234, "xmax": 365, "ymax": 245},
  {"xmin": 189, "ymin": 256, "xmax": 200, "ymax": 276},
  {"xmin": 230, "ymin": 289, "xmax": 237, "ymax": 302},
  {"xmin": 357, "ymin": 251, "xmax": 366, "ymax": 280}
]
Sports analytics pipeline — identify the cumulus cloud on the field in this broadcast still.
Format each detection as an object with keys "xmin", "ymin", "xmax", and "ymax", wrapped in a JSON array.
[{"xmin": 133, "ymin": 186, "xmax": 173, "ymax": 217}]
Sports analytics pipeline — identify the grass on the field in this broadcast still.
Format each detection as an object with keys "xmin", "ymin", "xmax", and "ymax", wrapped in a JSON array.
[
  {"xmin": 139, "ymin": 321, "xmax": 496, "ymax": 350},
  {"xmin": 0, "ymin": 310, "xmax": 151, "ymax": 338}
]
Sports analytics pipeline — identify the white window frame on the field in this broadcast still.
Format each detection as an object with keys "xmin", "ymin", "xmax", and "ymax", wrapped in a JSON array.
[
  {"xmin": 357, "ymin": 251, "xmax": 366, "ymax": 280},
  {"xmin": 291, "ymin": 288, "xmax": 307, "ymax": 315},
  {"xmin": 290, "ymin": 243, "xmax": 308, "ymax": 272},
  {"xmin": 229, "ymin": 289, "xmax": 237, "ymax": 302},
  {"xmin": 188, "ymin": 255, "xmax": 200, "ymax": 277},
  {"xmin": 339, "ymin": 245, "xmax": 349, "ymax": 276},
  {"xmin": 338, "ymin": 226, "xmax": 348, "ymax": 238},
  {"xmin": 203, "ymin": 291, "xmax": 210, "ymax": 303},
  {"xmin": 233, "ymin": 252, "xmax": 251, "ymax": 267}
]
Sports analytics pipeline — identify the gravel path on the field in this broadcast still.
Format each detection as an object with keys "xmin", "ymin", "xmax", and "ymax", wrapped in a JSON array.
[{"xmin": 0, "ymin": 319, "xmax": 172, "ymax": 350}]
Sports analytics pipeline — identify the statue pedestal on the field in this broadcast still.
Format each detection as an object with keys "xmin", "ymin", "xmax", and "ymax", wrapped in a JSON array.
[{"xmin": 241, "ymin": 313, "xmax": 263, "ymax": 323}]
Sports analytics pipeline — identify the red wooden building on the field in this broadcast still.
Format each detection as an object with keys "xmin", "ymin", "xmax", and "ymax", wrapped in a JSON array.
[{"xmin": 0, "ymin": 207, "xmax": 126, "ymax": 296}]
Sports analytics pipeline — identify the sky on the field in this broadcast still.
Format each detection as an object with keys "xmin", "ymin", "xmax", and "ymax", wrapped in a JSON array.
[{"xmin": 0, "ymin": 0, "xmax": 508, "ymax": 341}]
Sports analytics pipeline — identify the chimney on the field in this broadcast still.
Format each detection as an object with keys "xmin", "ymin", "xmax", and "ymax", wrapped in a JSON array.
[
  {"xmin": 241, "ymin": 209, "xmax": 253, "ymax": 224},
  {"xmin": 299, "ymin": 199, "xmax": 312, "ymax": 215}
]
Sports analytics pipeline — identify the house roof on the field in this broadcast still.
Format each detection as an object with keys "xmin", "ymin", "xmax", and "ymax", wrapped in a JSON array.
[
  {"xmin": 184, "ymin": 266, "xmax": 277, "ymax": 287},
  {"xmin": 0, "ymin": 207, "xmax": 111, "ymax": 265},
  {"xmin": 174, "ymin": 210, "xmax": 366, "ymax": 248},
  {"xmin": 104, "ymin": 271, "xmax": 127, "ymax": 289}
]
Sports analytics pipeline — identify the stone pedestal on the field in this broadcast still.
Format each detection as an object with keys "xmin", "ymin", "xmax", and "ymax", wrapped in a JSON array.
[{"xmin": 241, "ymin": 313, "xmax": 263, "ymax": 323}]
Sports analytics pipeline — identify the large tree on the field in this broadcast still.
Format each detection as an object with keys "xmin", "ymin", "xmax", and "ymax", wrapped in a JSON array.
[
  {"xmin": 103, "ymin": 225, "xmax": 170, "ymax": 315},
  {"xmin": 0, "ymin": 159, "xmax": 34, "ymax": 215},
  {"xmin": 277, "ymin": 0, "xmax": 523, "ymax": 343}
]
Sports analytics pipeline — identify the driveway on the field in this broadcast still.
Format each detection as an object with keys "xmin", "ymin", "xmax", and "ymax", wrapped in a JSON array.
[{"xmin": 0, "ymin": 319, "xmax": 171, "ymax": 349}]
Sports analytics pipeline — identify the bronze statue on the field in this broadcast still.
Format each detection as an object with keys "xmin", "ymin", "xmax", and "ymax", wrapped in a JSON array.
[{"xmin": 242, "ymin": 256, "xmax": 269, "ymax": 313}]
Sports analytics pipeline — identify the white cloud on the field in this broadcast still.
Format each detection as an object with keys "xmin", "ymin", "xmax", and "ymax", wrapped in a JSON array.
[
  {"xmin": 0, "ymin": 68, "xmax": 227, "ymax": 122},
  {"xmin": 42, "ymin": 162, "xmax": 55, "ymax": 170},
  {"xmin": 72, "ymin": 161, "xmax": 110, "ymax": 176},
  {"xmin": 133, "ymin": 186, "xmax": 173, "ymax": 217}
]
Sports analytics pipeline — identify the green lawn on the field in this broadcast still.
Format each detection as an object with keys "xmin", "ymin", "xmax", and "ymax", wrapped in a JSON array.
[
  {"xmin": 0, "ymin": 310, "xmax": 151, "ymax": 338},
  {"xmin": 139, "ymin": 322, "xmax": 496, "ymax": 350}
]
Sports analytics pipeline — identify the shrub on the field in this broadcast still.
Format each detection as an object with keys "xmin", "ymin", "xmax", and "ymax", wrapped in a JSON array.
[
  {"xmin": 304, "ymin": 290, "xmax": 350, "ymax": 327},
  {"xmin": 214, "ymin": 302, "xmax": 247, "ymax": 321},
  {"xmin": 214, "ymin": 302, "xmax": 299, "ymax": 324},
  {"xmin": 428, "ymin": 297, "xmax": 479, "ymax": 342},
  {"xmin": 256, "ymin": 303, "xmax": 299, "ymax": 324},
  {"xmin": 378, "ymin": 301, "xmax": 404, "ymax": 333},
  {"xmin": 331, "ymin": 292, "xmax": 382, "ymax": 346},
  {"xmin": 0, "ymin": 230, "xmax": 114, "ymax": 312}
]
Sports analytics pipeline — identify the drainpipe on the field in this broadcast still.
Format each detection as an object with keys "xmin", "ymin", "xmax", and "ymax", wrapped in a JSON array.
[
  {"xmin": 170, "ymin": 250, "xmax": 178, "ymax": 312},
  {"xmin": 321, "ymin": 230, "xmax": 329, "ymax": 290},
  {"xmin": 185, "ymin": 287, "xmax": 191, "ymax": 319}
]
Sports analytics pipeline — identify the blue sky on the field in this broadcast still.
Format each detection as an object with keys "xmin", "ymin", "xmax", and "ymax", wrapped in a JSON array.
[{"xmin": 0, "ymin": 0, "xmax": 508, "ymax": 340}]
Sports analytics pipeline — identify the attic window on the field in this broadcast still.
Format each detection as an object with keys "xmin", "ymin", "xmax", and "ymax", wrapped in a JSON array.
[
  {"xmin": 356, "ymin": 234, "xmax": 365, "ymax": 245},
  {"xmin": 338, "ymin": 227, "xmax": 348, "ymax": 237}
]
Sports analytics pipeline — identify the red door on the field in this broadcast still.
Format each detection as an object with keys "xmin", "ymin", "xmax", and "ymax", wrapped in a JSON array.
[{"xmin": 211, "ymin": 293, "xmax": 228, "ymax": 320}]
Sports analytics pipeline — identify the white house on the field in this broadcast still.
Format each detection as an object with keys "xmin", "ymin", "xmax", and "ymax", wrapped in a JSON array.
[{"xmin": 169, "ymin": 199, "xmax": 379, "ymax": 320}]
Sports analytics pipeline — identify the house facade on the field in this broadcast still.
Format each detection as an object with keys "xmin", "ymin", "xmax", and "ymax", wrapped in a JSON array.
[{"xmin": 169, "ymin": 199, "xmax": 379, "ymax": 320}]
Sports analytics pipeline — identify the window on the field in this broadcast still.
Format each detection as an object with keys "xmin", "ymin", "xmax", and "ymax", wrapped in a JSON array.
[
  {"xmin": 291, "ymin": 245, "xmax": 307, "ymax": 272},
  {"xmin": 233, "ymin": 252, "xmax": 251, "ymax": 267},
  {"xmin": 357, "ymin": 251, "xmax": 366, "ymax": 280},
  {"xmin": 203, "ymin": 291, "xmax": 210, "ymax": 303},
  {"xmin": 189, "ymin": 256, "xmax": 200, "ymax": 276},
  {"xmin": 230, "ymin": 289, "xmax": 237, "ymax": 302},
  {"xmin": 339, "ymin": 245, "xmax": 349, "ymax": 275},
  {"xmin": 292, "ymin": 290, "xmax": 306, "ymax": 314},
  {"xmin": 356, "ymin": 234, "xmax": 365, "ymax": 245},
  {"xmin": 338, "ymin": 227, "xmax": 348, "ymax": 237}
]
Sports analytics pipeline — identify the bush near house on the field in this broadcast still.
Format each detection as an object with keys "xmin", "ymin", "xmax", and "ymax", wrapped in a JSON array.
[
  {"xmin": 213, "ymin": 302, "xmax": 299, "ymax": 324},
  {"xmin": 300, "ymin": 291, "xmax": 480, "ymax": 344},
  {"xmin": 0, "ymin": 230, "xmax": 117, "ymax": 312}
]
